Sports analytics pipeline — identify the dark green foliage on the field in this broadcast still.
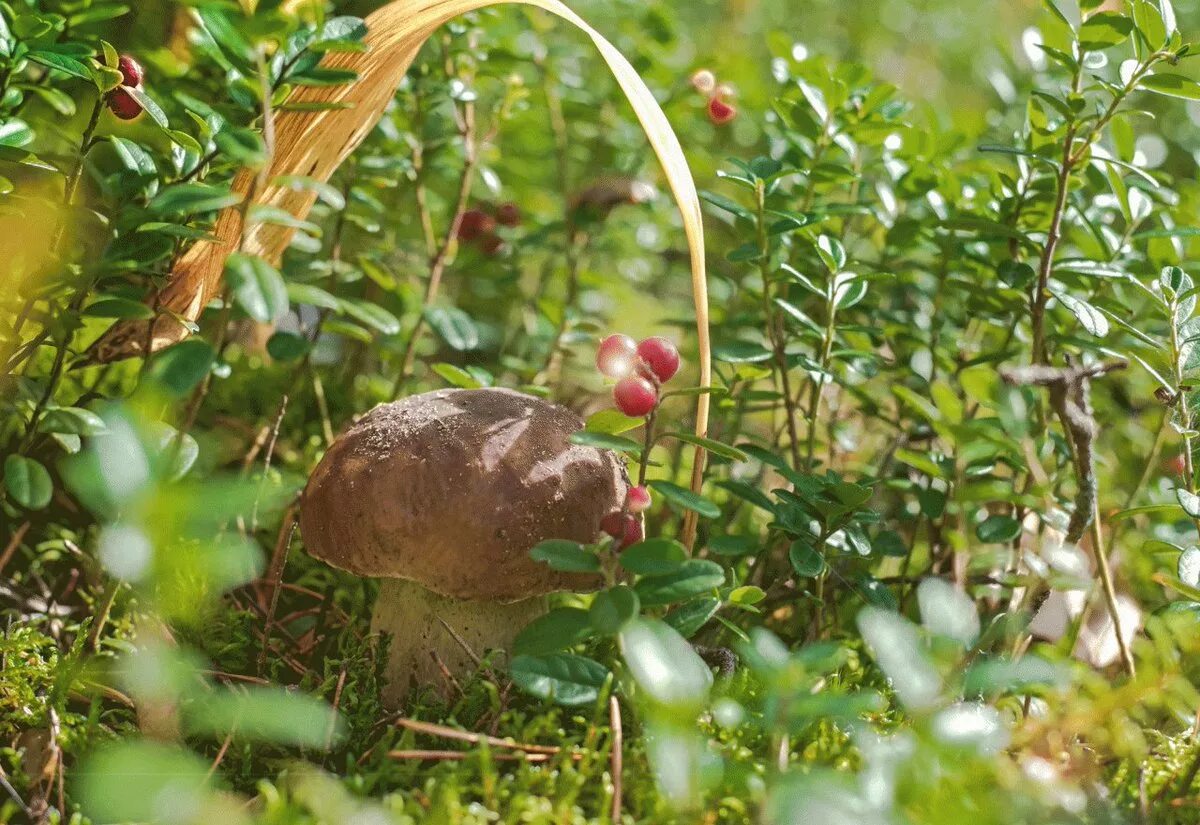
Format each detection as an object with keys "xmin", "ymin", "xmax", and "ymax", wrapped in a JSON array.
[{"xmin": 6, "ymin": 0, "xmax": 1200, "ymax": 823}]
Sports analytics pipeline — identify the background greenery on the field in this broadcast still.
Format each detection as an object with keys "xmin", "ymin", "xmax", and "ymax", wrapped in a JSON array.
[{"xmin": 6, "ymin": 0, "xmax": 1200, "ymax": 823}]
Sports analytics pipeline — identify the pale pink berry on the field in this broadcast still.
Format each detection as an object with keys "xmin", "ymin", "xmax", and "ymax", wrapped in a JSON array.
[
  {"xmin": 626, "ymin": 486, "xmax": 652, "ymax": 514},
  {"xmin": 613, "ymin": 375, "xmax": 657, "ymax": 418},
  {"xmin": 596, "ymin": 334, "xmax": 638, "ymax": 378},
  {"xmin": 636, "ymin": 336, "xmax": 680, "ymax": 383},
  {"xmin": 691, "ymin": 68, "xmax": 716, "ymax": 94}
]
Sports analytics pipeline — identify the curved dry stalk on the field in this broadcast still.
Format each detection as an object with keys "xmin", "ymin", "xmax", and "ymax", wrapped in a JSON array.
[{"xmin": 88, "ymin": 0, "xmax": 711, "ymax": 545}]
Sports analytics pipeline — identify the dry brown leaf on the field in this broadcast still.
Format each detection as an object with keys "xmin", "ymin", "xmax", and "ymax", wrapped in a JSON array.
[{"xmin": 89, "ymin": 0, "xmax": 711, "ymax": 543}]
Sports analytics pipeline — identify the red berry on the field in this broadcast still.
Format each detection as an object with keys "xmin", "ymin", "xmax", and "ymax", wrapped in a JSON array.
[
  {"xmin": 480, "ymin": 233, "xmax": 504, "ymax": 256},
  {"xmin": 613, "ymin": 375, "xmax": 657, "ymax": 418},
  {"xmin": 708, "ymin": 96, "xmax": 736, "ymax": 126},
  {"xmin": 636, "ymin": 336, "xmax": 680, "ymax": 383},
  {"xmin": 596, "ymin": 334, "xmax": 638, "ymax": 379},
  {"xmin": 600, "ymin": 512, "xmax": 643, "ymax": 549},
  {"xmin": 691, "ymin": 69, "xmax": 716, "ymax": 94},
  {"xmin": 458, "ymin": 209, "xmax": 495, "ymax": 242},
  {"xmin": 117, "ymin": 55, "xmax": 144, "ymax": 87},
  {"xmin": 626, "ymin": 486, "xmax": 652, "ymax": 514},
  {"xmin": 708, "ymin": 96, "xmax": 737, "ymax": 126},
  {"xmin": 106, "ymin": 88, "xmax": 143, "ymax": 120},
  {"xmin": 1167, "ymin": 454, "xmax": 1188, "ymax": 476},
  {"xmin": 495, "ymin": 202, "xmax": 521, "ymax": 227}
]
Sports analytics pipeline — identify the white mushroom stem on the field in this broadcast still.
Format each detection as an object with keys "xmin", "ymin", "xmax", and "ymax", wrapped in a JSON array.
[{"xmin": 371, "ymin": 577, "xmax": 546, "ymax": 706}]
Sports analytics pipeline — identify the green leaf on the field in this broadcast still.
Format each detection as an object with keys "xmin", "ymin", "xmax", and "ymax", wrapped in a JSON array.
[
  {"xmin": 893, "ymin": 447, "xmax": 946, "ymax": 479},
  {"xmin": 569, "ymin": 430, "xmax": 642, "ymax": 454},
  {"xmin": 266, "ymin": 331, "xmax": 310, "ymax": 362},
  {"xmin": 665, "ymin": 432, "xmax": 749, "ymax": 462},
  {"xmin": 874, "ymin": 530, "xmax": 909, "ymax": 558},
  {"xmin": 713, "ymin": 340, "xmax": 773, "ymax": 363},
  {"xmin": 225, "ymin": 254, "xmax": 288, "ymax": 323},
  {"xmin": 83, "ymin": 297, "xmax": 154, "ymax": 320},
  {"xmin": 187, "ymin": 687, "xmax": 341, "ymax": 748},
  {"xmin": 286, "ymin": 282, "xmax": 341, "ymax": 311},
  {"xmin": 816, "ymin": 234, "xmax": 846, "ymax": 272},
  {"xmin": 513, "ymin": 607, "xmax": 594, "ymax": 656},
  {"xmin": 620, "ymin": 618, "xmax": 713, "ymax": 708},
  {"xmin": 26, "ymin": 50, "xmax": 92, "ymax": 80},
  {"xmin": 1156, "ymin": 573, "xmax": 1200, "ymax": 602},
  {"xmin": 76, "ymin": 743, "xmax": 212, "ymax": 824},
  {"xmin": 647, "ymin": 480, "xmax": 720, "ymax": 518},
  {"xmin": 122, "ymin": 85, "xmax": 170, "ymax": 128},
  {"xmin": 215, "ymin": 127, "xmax": 268, "ymax": 166},
  {"xmin": 707, "ymin": 534, "xmax": 759, "ymax": 557},
  {"xmin": 831, "ymin": 481, "xmax": 872, "ymax": 508},
  {"xmin": 1050, "ymin": 288, "xmax": 1108, "ymax": 337},
  {"xmin": 619, "ymin": 618, "xmax": 710, "ymax": 709},
  {"xmin": 1177, "ymin": 488, "xmax": 1200, "ymax": 518},
  {"xmin": 1078, "ymin": 12, "xmax": 1133, "ymax": 50},
  {"xmin": 1178, "ymin": 547, "xmax": 1200, "ymax": 588},
  {"xmin": 1109, "ymin": 503, "xmax": 1185, "ymax": 522},
  {"xmin": 109, "ymin": 137, "xmax": 157, "ymax": 178},
  {"xmin": 529, "ymin": 540, "xmax": 600, "ymax": 573},
  {"xmin": 424, "ymin": 306, "xmax": 479, "ymax": 351},
  {"xmin": 916, "ymin": 578, "xmax": 980, "ymax": 646},
  {"xmin": 431, "ymin": 363, "xmax": 483, "ymax": 389},
  {"xmin": 635, "ymin": 559, "xmax": 725, "ymax": 606},
  {"xmin": 4, "ymin": 455, "xmax": 52, "ymax": 510},
  {"xmin": 40, "ymin": 407, "xmax": 106, "ymax": 436},
  {"xmin": 963, "ymin": 655, "xmax": 1067, "ymax": 694},
  {"xmin": 664, "ymin": 598, "xmax": 721, "ymax": 639},
  {"xmin": 789, "ymin": 540, "xmax": 825, "ymax": 576},
  {"xmin": 619, "ymin": 538, "xmax": 688, "ymax": 576},
  {"xmin": 145, "ymin": 339, "xmax": 215, "ymax": 397},
  {"xmin": 148, "ymin": 183, "xmax": 240, "ymax": 216},
  {"xmin": 1140, "ymin": 73, "xmax": 1200, "ymax": 100},
  {"xmin": 976, "ymin": 514, "xmax": 1022, "ymax": 543},
  {"xmin": 590, "ymin": 585, "xmax": 640, "ymax": 634},
  {"xmin": 858, "ymin": 607, "xmax": 939, "ymax": 709},
  {"xmin": 699, "ymin": 190, "xmax": 752, "ymax": 219},
  {"xmin": 340, "ymin": 299, "xmax": 400, "ymax": 335},
  {"xmin": 584, "ymin": 408, "xmax": 643, "ymax": 435},
  {"xmin": 0, "ymin": 119, "xmax": 33, "ymax": 148},
  {"xmin": 509, "ymin": 653, "xmax": 610, "ymax": 706},
  {"xmin": 1132, "ymin": 0, "xmax": 1174, "ymax": 47}
]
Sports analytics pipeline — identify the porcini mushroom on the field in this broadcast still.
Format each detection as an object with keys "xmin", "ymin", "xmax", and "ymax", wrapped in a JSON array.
[{"xmin": 300, "ymin": 387, "xmax": 627, "ymax": 705}]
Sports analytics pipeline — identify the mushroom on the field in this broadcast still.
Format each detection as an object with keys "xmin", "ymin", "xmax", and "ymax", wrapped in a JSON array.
[{"xmin": 300, "ymin": 387, "xmax": 627, "ymax": 705}]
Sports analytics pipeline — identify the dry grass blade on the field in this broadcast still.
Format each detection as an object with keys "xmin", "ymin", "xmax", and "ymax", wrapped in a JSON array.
[
  {"xmin": 87, "ymin": 0, "xmax": 712, "ymax": 533},
  {"xmin": 386, "ymin": 749, "xmax": 564, "ymax": 763},
  {"xmin": 394, "ymin": 717, "xmax": 562, "ymax": 755}
]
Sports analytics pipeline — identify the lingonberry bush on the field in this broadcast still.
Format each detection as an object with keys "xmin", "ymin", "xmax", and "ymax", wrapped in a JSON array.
[{"xmin": 5, "ymin": 0, "xmax": 1200, "ymax": 822}]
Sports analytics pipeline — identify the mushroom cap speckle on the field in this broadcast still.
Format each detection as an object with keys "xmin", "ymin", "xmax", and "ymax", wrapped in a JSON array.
[{"xmin": 300, "ymin": 388, "xmax": 627, "ymax": 601}]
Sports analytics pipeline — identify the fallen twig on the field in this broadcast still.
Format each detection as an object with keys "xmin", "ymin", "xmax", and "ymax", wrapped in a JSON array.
[
  {"xmin": 609, "ymin": 695, "xmax": 623, "ymax": 823},
  {"xmin": 0, "ymin": 521, "xmax": 30, "ymax": 577},
  {"xmin": 1001, "ymin": 358, "xmax": 1135, "ymax": 677}
]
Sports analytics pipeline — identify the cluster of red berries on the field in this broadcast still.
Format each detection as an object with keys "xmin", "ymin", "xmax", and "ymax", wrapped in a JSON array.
[
  {"xmin": 107, "ymin": 55, "xmax": 145, "ymax": 121},
  {"xmin": 594, "ymin": 333, "xmax": 680, "ymax": 549},
  {"xmin": 596, "ymin": 333, "xmax": 680, "ymax": 418},
  {"xmin": 600, "ymin": 486, "xmax": 651, "ymax": 549},
  {"xmin": 691, "ymin": 69, "xmax": 737, "ymax": 126},
  {"xmin": 458, "ymin": 202, "xmax": 521, "ymax": 256}
]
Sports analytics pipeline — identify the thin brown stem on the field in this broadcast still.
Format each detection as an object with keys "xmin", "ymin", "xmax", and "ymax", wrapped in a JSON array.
[
  {"xmin": 393, "ymin": 96, "xmax": 480, "ymax": 397},
  {"xmin": 754, "ymin": 181, "xmax": 802, "ymax": 470}
]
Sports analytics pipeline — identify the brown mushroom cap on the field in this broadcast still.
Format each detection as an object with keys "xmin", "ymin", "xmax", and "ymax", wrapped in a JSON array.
[{"xmin": 300, "ymin": 387, "xmax": 627, "ymax": 601}]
